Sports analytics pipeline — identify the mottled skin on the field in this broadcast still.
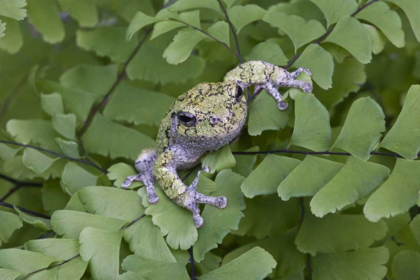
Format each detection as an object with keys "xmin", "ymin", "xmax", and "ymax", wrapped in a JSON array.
[
  {"xmin": 224, "ymin": 61, "xmax": 312, "ymax": 110},
  {"xmin": 122, "ymin": 61, "xmax": 312, "ymax": 228}
]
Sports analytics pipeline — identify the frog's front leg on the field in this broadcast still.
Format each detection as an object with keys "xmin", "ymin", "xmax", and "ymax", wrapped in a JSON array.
[
  {"xmin": 263, "ymin": 83, "xmax": 289, "ymax": 110},
  {"xmin": 122, "ymin": 148, "xmax": 159, "ymax": 204},
  {"xmin": 154, "ymin": 151, "xmax": 227, "ymax": 228}
]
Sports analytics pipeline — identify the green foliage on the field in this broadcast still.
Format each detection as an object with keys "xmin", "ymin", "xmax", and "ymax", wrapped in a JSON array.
[{"xmin": 0, "ymin": 0, "xmax": 420, "ymax": 279}]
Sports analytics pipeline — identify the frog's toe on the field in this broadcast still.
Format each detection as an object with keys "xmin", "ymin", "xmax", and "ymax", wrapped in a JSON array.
[
  {"xmin": 148, "ymin": 195, "xmax": 159, "ymax": 204},
  {"xmin": 304, "ymin": 68, "xmax": 312, "ymax": 76},
  {"xmin": 216, "ymin": 196, "xmax": 228, "ymax": 209},
  {"xmin": 303, "ymin": 83, "xmax": 312, "ymax": 93},
  {"xmin": 193, "ymin": 214, "xmax": 204, "ymax": 228},
  {"xmin": 202, "ymin": 166, "xmax": 210, "ymax": 173},
  {"xmin": 278, "ymin": 102, "xmax": 289, "ymax": 110}
]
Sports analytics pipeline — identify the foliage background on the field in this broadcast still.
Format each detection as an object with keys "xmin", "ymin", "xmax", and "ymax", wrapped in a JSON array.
[{"xmin": 0, "ymin": 0, "xmax": 420, "ymax": 279}]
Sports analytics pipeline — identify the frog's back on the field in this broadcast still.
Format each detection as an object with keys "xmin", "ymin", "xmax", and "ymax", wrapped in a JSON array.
[{"xmin": 224, "ymin": 61, "xmax": 277, "ymax": 85}]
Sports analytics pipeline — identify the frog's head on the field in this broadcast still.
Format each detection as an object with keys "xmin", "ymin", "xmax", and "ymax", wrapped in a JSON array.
[{"xmin": 171, "ymin": 81, "xmax": 247, "ymax": 149}]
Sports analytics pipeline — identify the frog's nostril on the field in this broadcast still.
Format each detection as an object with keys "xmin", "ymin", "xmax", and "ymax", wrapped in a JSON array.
[{"xmin": 210, "ymin": 116, "xmax": 221, "ymax": 125}]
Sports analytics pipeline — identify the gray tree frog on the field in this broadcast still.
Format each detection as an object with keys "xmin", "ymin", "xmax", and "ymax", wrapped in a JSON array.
[{"xmin": 122, "ymin": 61, "xmax": 312, "ymax": 228}]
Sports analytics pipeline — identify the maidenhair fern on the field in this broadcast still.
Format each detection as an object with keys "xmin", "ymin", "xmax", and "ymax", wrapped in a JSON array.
[{"xmin": 0, "ymin": 0, "xmax": 420, "ymax": 279}]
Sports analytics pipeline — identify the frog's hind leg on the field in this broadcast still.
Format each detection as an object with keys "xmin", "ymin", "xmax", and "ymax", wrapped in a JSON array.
[
  {"xmin": 122, "ymin": 148, "xmax": 159, "ymax": 204},
  {"xmin": 183, "ymin": 167, "xmax": 227, "ymax": 228},
  {"xmin": 264, "ymin": 83, "xmax": 289, "ymax": 110}
]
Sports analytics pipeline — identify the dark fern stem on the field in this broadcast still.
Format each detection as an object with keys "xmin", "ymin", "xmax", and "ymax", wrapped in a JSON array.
[
  {"xmin": 0, "ymin": 201, "xmax": 51, "ymax": 219},
  {"xmin": 299, "ymin": 198, "xmax": 313, "ymax": 280},
  {"xmin": 189, "ymin": 247, "xmax": 196, "ymax": 280}
]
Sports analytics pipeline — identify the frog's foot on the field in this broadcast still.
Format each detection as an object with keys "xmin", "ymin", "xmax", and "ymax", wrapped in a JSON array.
[
  {"xmin": 121, "ymin": 174, "xmax": 141, "ymax": 189},
  {"xmin": 291, "ymin": 67, "xmax": 312, "ymax": 78},
  {"xmin": 184, "ymin": 189, "xmax": 228, "ymax": 228}
]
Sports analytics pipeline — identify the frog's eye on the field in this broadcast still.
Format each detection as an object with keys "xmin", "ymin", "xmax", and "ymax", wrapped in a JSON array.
[
  {"xmin": 177, "ymin": 112, "xmax": 197, "ymax": 127},
  {"xmin": 235, "ymin": 85, "xmax": 243, "ymax": 102}
]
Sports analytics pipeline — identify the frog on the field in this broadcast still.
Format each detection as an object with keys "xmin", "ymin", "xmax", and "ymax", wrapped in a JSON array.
[{"xmin": 122, "ymin": 61, "xmax": 312, "ymax": 228}]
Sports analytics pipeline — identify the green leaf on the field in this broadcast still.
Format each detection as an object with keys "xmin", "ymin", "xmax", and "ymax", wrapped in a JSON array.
[
  {"xmin": 163, "ymin": 29, "xmax": 207, "ymax": 65},
  {"xmin": 151, "ymin": 10, "xmax": 200, "ymax": 40},
  {"xmin": 380, "ymin": 85, "xmax": 420, "ymax": 160},
  {"xmin": 55, "ymin": 138, "xmax": 80, "ymax": 158},
  {"xmin": 122, "ymin": 255, "xmax": 190, "ymax": 280},
  {"xmin": 14, "ymin": 207, "xmax": 51, "ymax": 230},
  {"xmin": 41, "ymin": 93, "xmax": 64, "ymax": 117},
  {"xmin": 410, "ymin": 214, "xmax": 420, "ymax": 246},
  {"xmin": 201, "ymin": 145, "xmax": 236, "ymax": 173},
  {"xmin": 169, "ymin": 0, "xmax": 221, "ymax": 14},
  {"xmin": 296, "ymin": 213, "xmax": 387, "ymax": 255},
  {"xmin": 386, "ymin": 0, "xmax": 420, "ymax": 42},
  {"xmin": 79, "ymin": 186, "xmax": 144, "ymax": 222},
  {"xmin": 51, "ymin": 210, "xmax": 127, "ymax": 239},
  {"xmin": 26, "ymin": 0, "xmax": 65, "ymax": 43},
  {"xmin": 104, "ymin": 82, "xmax": 175, "ymax": 126},
  {"xmin": 58, "ymin": 0, "xmax": 98, "ymax": 27},
  {"xmin": 323, "ymin": 16, "xmax": 372, "ymax": 64},
  {"xmin": 364, "ymin": 159, "xmax": 420, "ymax": 222},
  {"xmin": 392, "ymin": 250, "xmax": 420, "ymax": 280},
  {"xmin": 248, "ymin": 90, "xmax": 291, "ymax": 136},
  {"xmin": 7, "ymin": 119, "xmax": 61, "ymax": 152},
  {"xmin": 196, "ymin": 174, "xmax": 218, "ymax": 196},
  {"xmin": 0, "ymin": 143, "xmax": 20, "ymax": 160},
  {"xmin": 38, "ymin": 81, "xmax": 96, "ymax": 121},
  {"xmin": 0, "ymin": 249, "xmax": 57, "ymax": 273},
  {"xmin": 0, "ymin": 211, "xmax": 22, "ymax": 246},
  {"xmin": 194, "ymin": 170, "xmax": 245, "ymax": 262},
  {"xmin": 77, "ymin": 27, "xmax": 139, "ymax": 62},
  {"xmin": 60, "ymin": 64, "xmax": 118, "ymax": 99},
  {"xmin": 25, "ymin": 239, "xmax": 88, "ymax": 280},
  {"xmin": 356, "ymin": 1, "xmax": 405, "ymax": 48},
  {"xmin": 312, "ymin": 247, "xmax": 389, "ymax": 280},
  {"xmin": 0, "ymin": 0, "xmax": 26, "ymax": 20},
  {"xmin": 222, "ymin": 229, "xmax": 304, "ymax": 278},
  {"xmin": 52, "ymin": 114, "xmax": 76, "ymax": 140},
  {"xmin": 364, "ymin": 24, "xmax": 386, "ymax": 55},
  {"xmin": 0, "ymin": 17, "xmax": 23, "ymax": 53},
  {"xmin": 263, "ymin": 12, "xmax": 325, "ymax": 52},
  {"xmin": 236, "ymin": 195, "xmax": 300, "ymax": 239},
  {"xmin": 332, "ymin": 97, "xmax": 385, "ymax": 160},
  {"xmin": 80, "ymin": 227, "xmax": 123, "ymax": 280},
  {"xmin": 126, "ymin": 11, "xmax": 160, "ymax": 41},
  {"xmin": 245, "ymin": 41, "xmax": 289, "ymax": 66},
  {"xmin": 22, "ymin": 148, "xmax": 58, "ymax": 174},
  {"xmin": 208, "ymin": 21, "xmax": 229, "ymax": 46},
  {"xmin": 290, "ymin": 93, "xmax": 332, "ymax": 151},
  {"xmin": 310, "ymin": 0, "xmax": 357, "ymax": 27},
  {"xmin": 199, "ymin": 247, "xmax": 276, "ymax": 280},
  {"xmin": 127, "ymin": 34, "xmax": 205, "ymax": 84},
  {"xmin": 293, "ymin": 44, "xmax": 334, "ymax": 90},
  {"xmin": 310, "ymin": 156, "xmax": 390, "ymax": 217},
  {"xmin": 61, "ymin": 162, "xmax": 99, "ymax": 195},
  {"xmin": 82, "ymin": 114, "xmax": 155, "ymax": 161},
  {"xmin": 0, "ymin": 269, "xmax": 23, "ymax": 280},
  {"xmin": 278, "ymin": 156, "xmax": 344, "ymax": 200},
  {"xmin": 124, "ymin": 216, "xmax": 176, "ymax": 262},
  {"xmin": 138, "ymin": 187, "xmax": 197, "ymax": 250},
  {"xmin": 228, "ymin": 5, "xmax": 266, "ymax": 34},
  {"xmin": 118, "ymin": 272, "xmax": 146, "ymax": 280},
  {"xmin": 107, "ymin": 163, "xmax": 143, "ymax": 189},
  {"xmin": 241, "ymin": 155, "xmax": 301, "ymax": 198},
  {"xmin": 315, "ymin": 58, "xmax": 366, "ymax": 110}
]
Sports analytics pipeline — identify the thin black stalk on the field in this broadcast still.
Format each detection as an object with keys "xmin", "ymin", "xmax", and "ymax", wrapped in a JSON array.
[
  {"xmin": 232, "ymin": 149, "xmax": 407, "ymax": 158},
  {"xmin": 0, "ymin": 140, "xmax": 107, "ymax": 174},
  {"xmin": 217, "ymin": 0, "xmax": 243, "ymax": 63},
  {"xmin": 0, "ymin": 173, "xmax": 42, "ymax": 187},
  {"xmin": 286, "ymin": 0, "xmax": 380, "ymax": 69},
  {"xmin": 0, "ymin": 201, "xmax": 51, "ymax": 219},
  {"xmin": 189, "ymin": 247, "xmax": 196, "ymax": 280}
]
